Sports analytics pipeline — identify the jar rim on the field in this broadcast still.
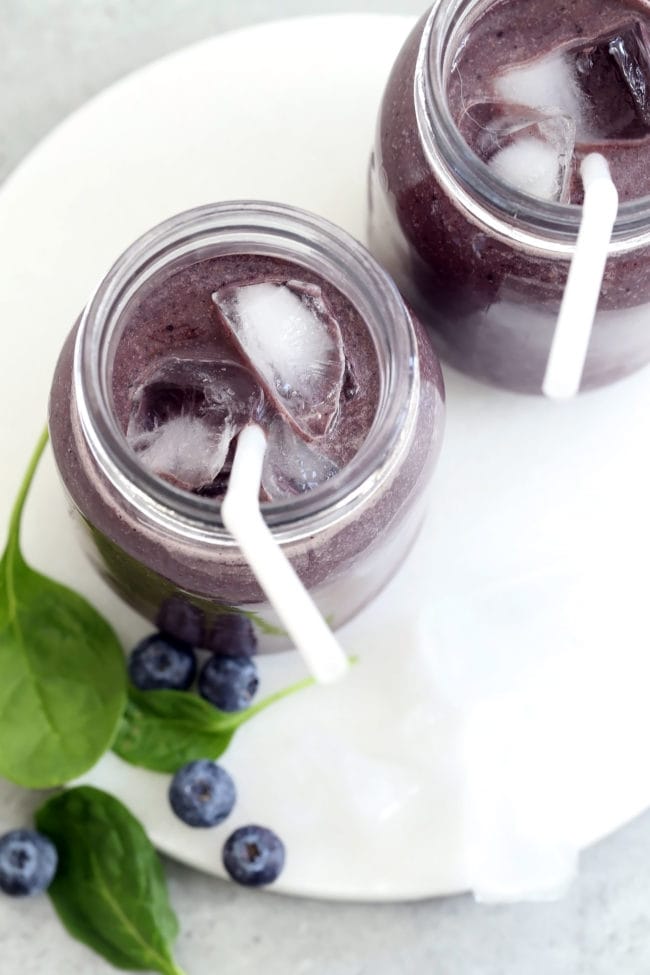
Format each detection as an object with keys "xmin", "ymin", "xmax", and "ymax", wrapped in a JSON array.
[
  {"xmin": 74, "ymin": 201, "xmax": 420, "ymax": 545},
  {"xmin": 416, "ymin": 0, "xmax": 650, "ymax": 256}
]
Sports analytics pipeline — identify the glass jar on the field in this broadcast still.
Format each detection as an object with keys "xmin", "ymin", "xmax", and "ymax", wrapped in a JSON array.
[
  {"xmin": 369, "ymin": 1, "xmax": 650, "ymax": 394},
  {"xmin": 48, "ymin": 202, "xmax": 445, "ymax": 651}
]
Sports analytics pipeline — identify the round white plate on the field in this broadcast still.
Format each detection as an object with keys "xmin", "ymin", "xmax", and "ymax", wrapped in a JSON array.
[{"xmin": 2, "ymin": 14, "xmax": 650, "ymax": 903}]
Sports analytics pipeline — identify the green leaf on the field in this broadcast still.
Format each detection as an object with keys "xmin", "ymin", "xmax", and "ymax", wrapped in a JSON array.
[
  {"xmin": 36, "ymin": 786, "xmax": 186, "ymax": 975},
  {"xmin": 113, "ymin": 677, "xmax": 315, "ymax": 773},
  {"xmin": 0, "ymin": 430, "xmax": 126, "ymax": 787},
  {"xmin": 236, "ymin": 609, "xmax": 287, "ymax": 638}
]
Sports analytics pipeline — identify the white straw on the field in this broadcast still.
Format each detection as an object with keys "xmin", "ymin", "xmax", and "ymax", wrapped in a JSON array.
[
  {"xmin": 221, "ymin": 424, "xmax": 349, "ymax": 684},
  {"xmin": 542, "ymin": 153, "xmax": 619, "ymax": 400}
]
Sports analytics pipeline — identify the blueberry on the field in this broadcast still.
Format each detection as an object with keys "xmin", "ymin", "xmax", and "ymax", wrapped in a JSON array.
[
  {"xmin": 206, "ymin": 614, "xmax": 257, "ymax": 656},
  {"xmin": 128, "ymin": 633, "xmax": 197, "ymax": 690},
  {"xmin": 168, "ymin": 760, "xmax": 236, "ymax": 827},
  {"xmin": 222, "ymin": 825, "xmax": 285, "ymax": 886},
  {"xmin": 199, "ymin": 655, "xmax": 259, "ymax": 712},
  {"xmin": 156, "ymin": 597, "xmax": 206, "ymax": 648},
  {"xmin": 0, "ymin": 830, "xmax": 58, "ymax": 897}
]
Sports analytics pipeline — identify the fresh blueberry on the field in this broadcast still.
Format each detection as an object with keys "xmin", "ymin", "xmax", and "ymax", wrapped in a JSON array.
[
  {"xmin": 0, "ymin": 830, "xmax": 58, "ymax": 897},
  {"xmin": 156, "ymin": 597, "xmax": 206, "ymax": 648},
  {"xmin": 128, "ymin": 633, "xmax": 197, "ymax": 690},
  {"xmin": 222, "ymin": 825, "xmax": 285, "ymax": 886},
  {"xmin": 168, "ymin": 760, "xmax": 236, "ymax": 827},
  {"xmin": 206, "ymin": 614, "xmax": 258, "ymax": 656},
  {"xmin": 199, "ymin": 655, "xmax": 259, "ymax": 712}
]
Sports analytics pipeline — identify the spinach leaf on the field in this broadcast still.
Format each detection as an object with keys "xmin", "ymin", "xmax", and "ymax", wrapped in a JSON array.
[
  {"xmin": 0, "ymin": 430, "xmax": 126, "ymax": 787},
  {"xmin": 36, "ymin": 786, "xmax": 186, "ymax": 975},
  {"xmin": 237, "ymin": 610, "xmax": 287, "ymax": 638},
  {"xmin": 113, "ymin": 676, "xmax": 315, "ymax": 773}
]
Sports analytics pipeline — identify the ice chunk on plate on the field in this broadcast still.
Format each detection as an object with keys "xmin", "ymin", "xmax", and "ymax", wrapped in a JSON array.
[
  {"xmin": 461, "ymin": 102, "xmax": 576, "ymax": 201},
  {"xmin": 261, "ymin": 417, "xmax": 339, "ymax": 500},
  {"xmin": 212, "ymin": 278, "xmax": 345, "ymax": 441},
  {"xmin": 573, "ymin": 20, "xmax": 650, "ymax": 140},
  {"xmin": 127, "ymin": 357, "xmax": 262, "ymax": 492}
]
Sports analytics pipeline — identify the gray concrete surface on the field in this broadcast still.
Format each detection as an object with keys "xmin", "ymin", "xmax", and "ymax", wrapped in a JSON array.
[{"xmin": 2, "ymin": 2, "xmax": 650, "ymax": 973}]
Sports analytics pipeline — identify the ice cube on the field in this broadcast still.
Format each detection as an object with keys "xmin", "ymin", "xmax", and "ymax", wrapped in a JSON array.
[
  {"xmin": 490, "ymin": 136, "xmax": 572, "ymax": 202},
  {"xmin": 572, "ymin": 21, "xmax": 650, "ymax": 140},
  {"xmin": 127, "ymin": 357, "xmax": 262, "ymax": 492},
  {"xmin": 212, "ymin": 278, "xmax": 346, "ymax": 441},
  {"xmin": 493, "ymin": 23, "xmax": 650, "ymax": 143},
  {"xmin": 461, "ymin": 102, "xmax": 576, "ymax": 201},
  {"xmin": 129, "ymin": 414, "xmax": 236, "ymax": 491},
  {"xmin": 494, "ymin": 52, "xmax": 589, "ymax": 137},
  {"xmin": 261, "ymin": 417, "xmax": 339, "ymax": 500}
]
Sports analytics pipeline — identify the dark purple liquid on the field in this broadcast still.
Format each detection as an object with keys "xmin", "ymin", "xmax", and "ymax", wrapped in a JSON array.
[{"xmin": 370, "ymin": 2, "xmax": 650, "ymax": 394}]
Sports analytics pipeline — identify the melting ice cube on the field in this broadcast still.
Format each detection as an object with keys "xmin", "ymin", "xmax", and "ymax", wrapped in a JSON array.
[
  {"xmin": 127, "ymin": 357, "xmax": 262, "ymax": 492},
  {"xmin": 261, "ymin": 417, "xmax": 339, "ymax": 500},
  {"xmin": 490, "ymin": 139, "xmax": 571, "ymax": 202},
  {"xmin": 573, "ymin": 21, "xmax": 650, "ymax": 140},
  {"xmin": 129, "ymin": 414, "xmax": 236, "ymax": 493},
  {"xmin": 461, "ymin": 102, "xmax": 576, "ymax": 201},
  {"xmin": 212, "ymin": 278, "xmax": 346, "ymax": 441},
  {"xmin": 493, "ymin": 22, "xmax": 650, "ymax": 143},
  {"xmin": 494, "ymin": 52, "xmax": 588, "ymax": 137}
]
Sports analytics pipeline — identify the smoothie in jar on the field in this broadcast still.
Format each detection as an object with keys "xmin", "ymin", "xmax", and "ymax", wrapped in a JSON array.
[
  {"xmin": 48, "ymin": 203, "xmax": 445, "ymax": 651},
  {"xmin": 369, "ymin": 0, "xmax": 650, "ymax": 393}
]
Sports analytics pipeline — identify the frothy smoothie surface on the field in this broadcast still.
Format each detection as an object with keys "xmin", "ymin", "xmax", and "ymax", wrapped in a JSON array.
[
  {"xmin": 448, "ymin": 0, "xmax": 650, "ymax": 202},
  {"xmin": 112, "ymin": 255, "xmax": 379, "ymax": 501}
]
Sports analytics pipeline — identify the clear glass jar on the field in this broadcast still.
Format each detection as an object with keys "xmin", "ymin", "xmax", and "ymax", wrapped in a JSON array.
[
  {"xmin": 369, "ymin": 1, "xmax": 650, "ymax": 394},
  {"xmin": 48, "ymin": 202, "xmax": 445, "ymax": 651}
]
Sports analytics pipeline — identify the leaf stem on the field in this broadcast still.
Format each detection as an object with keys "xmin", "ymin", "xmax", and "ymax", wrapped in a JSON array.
[
  {"xmin": 229, "ymin": 675, "xmax": 316, "ymax": 730},
  {"xmin": 223, "ymin": 659, "xmax": 358, "ymax": 731},
  {"xmin": 5, "ymin": 426, "xmax": 49, "ymax": 561}
]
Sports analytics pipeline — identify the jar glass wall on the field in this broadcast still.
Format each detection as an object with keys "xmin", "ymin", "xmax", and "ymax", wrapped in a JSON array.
[
  {"xmin": 369, "ymin": 1, "xmax": 650, "ymax": 394},
  {"xmin": 48, "ymin": 202, "xmax": 445, "ymax": 651}
]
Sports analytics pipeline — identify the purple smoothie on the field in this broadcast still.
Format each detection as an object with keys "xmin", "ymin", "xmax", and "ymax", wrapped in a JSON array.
[
  {"xmin": 369, "ymin": 1, "xmax": 650, "ymax": 394},
  {"xmin": 112, "ymin": 254, "xmax": 379, "ymax": 499},
  {"xmin": 450, "ymin": 2, "xmax": 650, "ymax": 203},
  {"xmin": 48, "ymin": 204, "xmax": 445, "ymax": 651}
]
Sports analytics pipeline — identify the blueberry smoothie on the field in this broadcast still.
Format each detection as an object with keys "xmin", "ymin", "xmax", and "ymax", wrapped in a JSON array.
[
  {"xmin": 369, "ymin": 0, "xmax": 650, "ymax": 393},
  {"xmin": 49, "ymin": 204, "xmax": 444, "ymax": 651},
  {"xmin": 113, "ymin": 254, "xmax": 379, "ymax": 503},
  {"xmin": 450, "ymin": 2, "xmax": 650, "ymax": 203}
]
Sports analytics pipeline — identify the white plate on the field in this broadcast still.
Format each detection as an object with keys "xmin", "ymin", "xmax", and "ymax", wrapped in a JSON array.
[{"xmin": 2, "ymin": 14, "xmax": 650, "ymax": 902}]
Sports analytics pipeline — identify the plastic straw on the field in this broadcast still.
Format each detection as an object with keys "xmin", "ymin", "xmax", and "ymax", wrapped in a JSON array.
[
  {"xmin": 221, "ymin": 424, "xmax": 349, "ymax": 684},
  {"xmin": 542, "ymin": 153, "xmax": 619, "ymax": 400}
]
